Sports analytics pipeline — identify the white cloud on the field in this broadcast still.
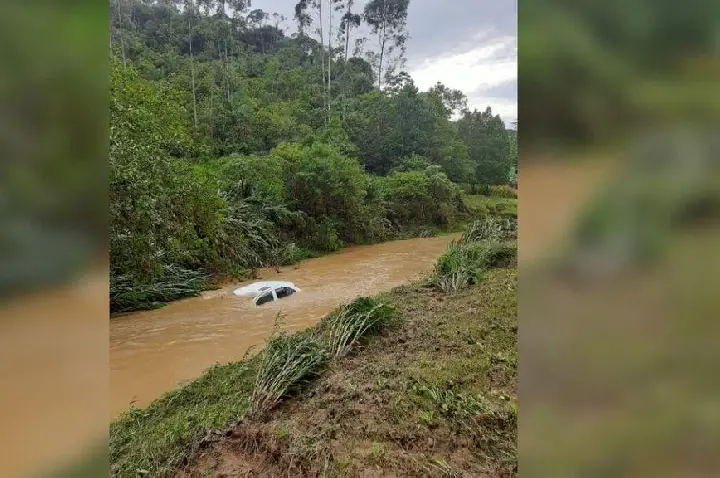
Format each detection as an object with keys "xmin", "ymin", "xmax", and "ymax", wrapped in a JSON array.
[{"xmin": 409, "ymin": 35, "xmax": 517, "ymax": 124}]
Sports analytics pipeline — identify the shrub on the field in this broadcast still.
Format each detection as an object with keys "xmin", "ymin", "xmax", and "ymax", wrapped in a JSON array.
[
  {"xmin": 391, "ymin": 154, "xmax": 433, "ymax": 173},
  {"xmin": 280, "ymin": 142, "xmax": 373, "ymax": 243},
  {"xmin": 209, "ymin": 153, "xmax": 287, "ymax": 203},
  {"xmin": 489, "ymin": 185, "xmax": 517, "ymax": 198},
  {"xmin": 476, "ymin": 184, "xmax": 491, "ymax": 195},
  {"xmin": 110, "ymin": 265, "xmax": 211, "ymax": 313},
  {"xmin": 433, "ymin": 240, "xmax": 517, "ymax": 293},
  {"xmin": 462, "ymin": 216, "xmax": 518, "ymax": 243},
  {"xmin": 248, "ymin": 327, "xmax": 327, "ymax": 418},
  {"xmin": 378, "ymin": 166, "xmax": 463, "ymax": 228},
  {"xmin": 319, "ymin": 297, "xmax": 396, "ymax": 357}
]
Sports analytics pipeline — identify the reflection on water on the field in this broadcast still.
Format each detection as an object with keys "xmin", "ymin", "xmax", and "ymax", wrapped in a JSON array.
[{"xmin": 110, "ymin": 234, "xmax": 459, "ymax": 417}]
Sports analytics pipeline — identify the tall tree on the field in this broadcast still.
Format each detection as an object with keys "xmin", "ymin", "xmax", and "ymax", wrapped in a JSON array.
[
  {"xmin": 429, "ymin": 82, "xmax": 468, "ymax": 117},
  {"xmin": 184, "ymin": 0, "xmax": 199, "ymax": 129},
  {"xmin": 295, "ymin": 0, "xmax": 344, "ymax": 125},
  {"xmin": 457, "ymin": 107, "xmax": 512, "ymax": 187},
  {"xmin": 111, "ymin": 0, "xmax": 130, "ymax": 67},
  {"xmin": 338, "ymin": 0, "xmax": 361, "ymax": 62},
  {"xmin": 363, "ymin": 0, "xmax": 409, "ymax": 89}
]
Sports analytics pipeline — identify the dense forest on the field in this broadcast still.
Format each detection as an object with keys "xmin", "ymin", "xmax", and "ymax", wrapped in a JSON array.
[{"xmin": 109, "ymin": 0, "xmax": 516, "ymax": 312}]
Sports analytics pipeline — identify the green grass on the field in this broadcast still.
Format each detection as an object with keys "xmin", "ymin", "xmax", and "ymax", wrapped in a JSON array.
[
  {"xmin": 200, "ymin": 268, "xmax": 518, "ymax": 476},
  {"xmin": 110, "ymin": 265, "xmax": 213, "ymax": 314},
  {"xmin": 463, "ymin": 194, "xmax": 517, "ymax": 218},
  {"xmin": 318, "ymin": 296, "xmax": 398, "ymax": 357},
  {"xmin": 110, "ymin": 357, "xmax": 259, "ymax": 477},
  {"xmin": 462, "ymin": 216, "xmax": 517, "ymax": 243}
]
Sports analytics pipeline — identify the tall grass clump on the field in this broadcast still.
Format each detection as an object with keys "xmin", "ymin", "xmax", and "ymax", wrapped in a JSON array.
[
  {"xmin": 433, "ymin": 241, "xmax": 487, "ymax": 293},
  {"xmin": 110, "ymin": 265, "xmax": 211, "ymax": 313},
  {"xmin": 247, "ymin": 327, "xmax": 327, "ymax": 418},
  {"xmin": 433, "ymin": 221, "xmax": 517, "ymax": 293},
  {"xmin": 320, "ymin": 297, "xmax": 396, "ymax": 357},
  {"xmin": 462, "ymin": 216, "xmax": 517, "ymax": 243},
  {"xmin": 488, "ymin": 184, "xmax": 517, "ymax": 198}
]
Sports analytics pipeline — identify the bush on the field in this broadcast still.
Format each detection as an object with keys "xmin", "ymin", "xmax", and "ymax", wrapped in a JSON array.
[
  {"xmin": 489, "ymin": 185, "xmax": 517, "ymax": 198},
  {"xmin": 391, "ymin": 154, "xmax": 433, "ymax": 173},
  {"xmin": 110, "ymin": 265, "xmax": 211, "ymax": 313},
  {"xmin": 209, "ymin": 153, "xmax": 287, "ymax": 203},
  {"xmin": 433, "ymin": 230, "xmax": 517, "ymax": 293},
  {"xmin": 303, "ymin": 217, "xmax": 345, "ymax": 253},
  {"xmin": 248, "ymin": 327, "xmax": 327, "ymax": 418},
  {"xmin": 319, "ymin": 297, "xmax": 396, "ymax": 357},
  {"xmin": 476, "ymin": 184, "xmax": 491, "ymax": 195},
  {"xmin": 378, "ymin": 166, "xmax": 463, "ymax": 228},
  {"xmin": 462, "ymin": 216, "xmax": 518, "ymax": 242},
  {"xmin": 280, "ymin": 142, "xmax": 374, "ymax": 243},
  {"xmin": 110, "ymin": 65, "xmax": 279, "ymax": 304}
]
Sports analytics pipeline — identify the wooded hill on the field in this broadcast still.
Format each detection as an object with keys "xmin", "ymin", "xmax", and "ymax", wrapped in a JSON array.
[{"xmin": 109, "ymin": 0, "xmax": 517, "ymax": 312}]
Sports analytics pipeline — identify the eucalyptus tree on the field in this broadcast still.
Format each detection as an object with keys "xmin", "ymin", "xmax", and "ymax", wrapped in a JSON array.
[
  {"xmin": 294, "ymin": 0, "xmax": 345, "ymax": 125},
  {"xmin": 338, "ymin": 0, "xmax": 361, "ymax": 63},
  {"xmin": 363, "ymin": 0, "xmax": 409, "ymax": 89},
  {"xmin": 184, "ymin": 0, "xmax": 199, "ymax": 128}
]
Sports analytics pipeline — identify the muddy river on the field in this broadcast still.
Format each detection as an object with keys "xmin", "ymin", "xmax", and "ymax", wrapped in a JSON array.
[{"xmin": 110, "ymin": 234, "xmax": 459, "ymax": 417}]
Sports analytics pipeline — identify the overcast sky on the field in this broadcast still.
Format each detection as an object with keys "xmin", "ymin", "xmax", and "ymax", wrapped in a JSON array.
[{"xmin": 256, "ymin": 0, "xmax": 517, "ymax": 125}]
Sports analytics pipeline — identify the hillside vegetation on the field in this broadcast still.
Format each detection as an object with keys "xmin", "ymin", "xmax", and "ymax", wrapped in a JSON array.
[{"xmin": 109, "ymin": 0, "xmax": 517, "ymax": 312}]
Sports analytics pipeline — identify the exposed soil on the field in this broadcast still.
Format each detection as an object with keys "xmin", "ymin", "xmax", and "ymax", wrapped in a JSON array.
[{"xmin": 178, "ymin": 268, "xmax": 517, "ymax": 477}]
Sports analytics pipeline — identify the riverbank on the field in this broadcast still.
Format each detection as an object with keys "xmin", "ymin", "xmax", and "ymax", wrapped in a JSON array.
[
  {"xmin": 111, "ymin": 194, "xmax": 515, "ymax": 315},
  {"xmin": 110, "ymin": 233, "xmax": 460, "ymax": 416},
  {"xmin": 109, "ymin": 225, "xmax": 456, "ymax": 317},
  {"xmin": 110, "ymin": 224, "xmax": 517, "ymax": 477},
  {"xmin": 184, "ymin": 269, "xmax": 518, "ymax": 477}
]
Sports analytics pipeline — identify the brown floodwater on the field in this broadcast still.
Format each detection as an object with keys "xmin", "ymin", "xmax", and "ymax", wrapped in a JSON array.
[{"xmin": 110, "ymin": 234, "xmax": 459, "ymax": 417}]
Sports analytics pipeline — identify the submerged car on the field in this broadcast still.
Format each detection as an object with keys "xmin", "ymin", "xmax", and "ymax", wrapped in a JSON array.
[{"xmin": 232, "ymin": 281, "xmax": 300, "ymax": 306}]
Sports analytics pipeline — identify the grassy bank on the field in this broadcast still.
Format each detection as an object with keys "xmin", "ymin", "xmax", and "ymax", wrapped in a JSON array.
[
  {"xmin": 110, "ymin": 218, "xmax": 517, "ymax": 477},
  {"xmin": 464, "ymin": 194, "xmax": 518, "ymax": 219},
  {"xmin": 181, "ymin": 270, "xmax": 517, "ymax": 477}
]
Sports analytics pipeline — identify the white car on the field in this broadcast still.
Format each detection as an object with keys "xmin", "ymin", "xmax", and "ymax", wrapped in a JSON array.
[{"xmin": 232, "ymin": 281, "xmax": 300, "ymax": 306}]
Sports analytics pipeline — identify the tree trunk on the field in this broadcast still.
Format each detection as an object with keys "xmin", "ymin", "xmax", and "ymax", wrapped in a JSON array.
[
  {"xmin": 318, "ymin": 0, "xmax": 326, "ymax": 127},
  {"xmin": 188, "ymin": 12, "xmax": 198, "ymax": 129},
  {"xmin": 327, "ymin": 0, "xmax": 333, "ymax": 121},
  {"xmin": 209, "ymin": 78, "xmax": 215, "ymax": 139},
  {"xmin": 344, "ymin": 18, "xmax": 351, "ymax": 63},
  {"xmin": 117, "ymin": 0, "xmax": 127, "ymax": 68},
  {"xmin": 225, "ymin": 39, "xmax": 231, "ymax": 100},
  {"xmin": 120, "ymin": 33, "xmax": 127, "ymax": 68},
  {"xmin": 378, "ymin": 34, "xmax": 385, "ymax": 89},
  {"xmin": 377, "ymin": 0, "xmax": 388, "ymax": 89}
]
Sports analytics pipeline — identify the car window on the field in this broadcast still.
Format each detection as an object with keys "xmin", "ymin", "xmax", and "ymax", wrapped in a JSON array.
[
  {"xmin": 275, "ymin": 287, "xmax": 295, "ymax": 299},
  {"xmin": 255, "ymin": 291, "xmax": 274, "ymax": 306}
]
